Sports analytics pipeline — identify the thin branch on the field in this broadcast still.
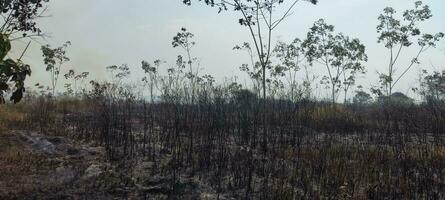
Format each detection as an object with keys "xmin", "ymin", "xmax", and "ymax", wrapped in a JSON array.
[
  {"xmin": 271, "ymin": 0, "xmax": 300, "ymax": 29},
  {"xmin": 18, "ymin": 41, "xmax": 31, "ymax": 61},
  {"xmin": 392, "ymin": 43, "xmax": 403, "ymax": 67},
  {"xmin": 10, "ymin": 33, "xmax": 46, "ymax": 41},
  {"xmin": 235, "ymin": 0, "xmax": 264, "ymax": 67},
  {"xmin": 259, "ymin": 7, "xmax": 271, "ymax": 28},
  {"xmin": 391, "ymin": 46, "xmax": 425, "ymax": 88}
]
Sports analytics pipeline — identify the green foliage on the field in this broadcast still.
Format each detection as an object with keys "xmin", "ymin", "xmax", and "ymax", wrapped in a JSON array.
[
  {"xmin": 303, "ymin": 19, "xmax": 367, "ymax": 103},
  {"xmin": 183, "ymin": 0, "xmax": 318, "ymax": 113},
  {"xmin": 182, "ymin": 0, "xmax": 318, "ymax": 12},
  {"xmin": 234, "ymin": 42, "xmax": 262, "ymax": 93},
  {"xmin": 0, "ymin": 0, "xmax": 50, "ymax": 103},
  {"xmin": 141, "ymin": 60, "xmax": 162, "ymax": 102},
  {"xmin": 41, "ymin": 41, "xmax": 71, "ymax": 95},
  {"xmin": 273, "ymin": 39, "xmax": 307, "ymax": 101},
  {"xmin": 106, "ymin": 64, "xmax": 130, "ymax": 80},
  {"xmin": 274, "ymin": 39, "xmax": 304, "ymax": 72},
  {"xmin": 92, "ymin": 64, "xmax": 135, "ymax": 100},
  {"xmin": 0, "ymin": 33, "xmax": 31, "ymax": 104},
  {"xmin": 352, "ymin": 90, "xmax": 372, "ymax": 105},
  {"xmin": 172, "ymin": 28, "xmax": 196, "ymax": 79},
  {"xmin": 417, "ymin": 70, "xmax": 445, "ymax": 103},
  {"xmin": 172, "ymin": 27, "xmax": 195, "ymax": 50},
  {"xmin": 375, "ymin": 1, "xmax": 444, "ymax": 96},
  {"xmin": 0, "ymin": 0, "xmax": 49, "ymax": 38},
  {"xmin": 63, "ymin": 69, "xmax": 89, "ymax": 96}
]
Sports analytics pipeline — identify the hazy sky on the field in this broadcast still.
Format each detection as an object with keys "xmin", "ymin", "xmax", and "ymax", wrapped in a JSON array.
[{"xmin": 11, "ymin": 0, "xmax": 445, "ymax": 98}]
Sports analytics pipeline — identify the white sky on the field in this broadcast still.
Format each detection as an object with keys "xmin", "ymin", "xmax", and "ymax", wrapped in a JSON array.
[{"xmin": 10, "ymin": 0, "xmax": 445, "ymax": 99}]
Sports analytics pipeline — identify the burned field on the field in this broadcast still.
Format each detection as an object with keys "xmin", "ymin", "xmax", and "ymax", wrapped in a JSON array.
[
  {"xmin": 1, "ymin": 98, "xmax": 444, "ymax": 199},
  {"xmin": 0, "ymin": 0, "xmax": 445, "ymax": 199}
]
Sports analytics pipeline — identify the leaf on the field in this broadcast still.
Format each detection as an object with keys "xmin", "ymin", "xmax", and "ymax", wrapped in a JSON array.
[
  {"xmin": 0, "ymin": 82, "xmax": 8, "ymax": 90},
  {"xmin": 0, "ymin": 33, "xmax": 11, "ymax": 60},
  {"xmin": 10, "ymin": 88, "xmax": 24, "ymax": 104}
]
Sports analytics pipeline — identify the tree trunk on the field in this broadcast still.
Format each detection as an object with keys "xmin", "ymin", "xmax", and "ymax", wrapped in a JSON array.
[{"xmin": 262, "ymin": 65, "xmax": 267, "ymax": 152}]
